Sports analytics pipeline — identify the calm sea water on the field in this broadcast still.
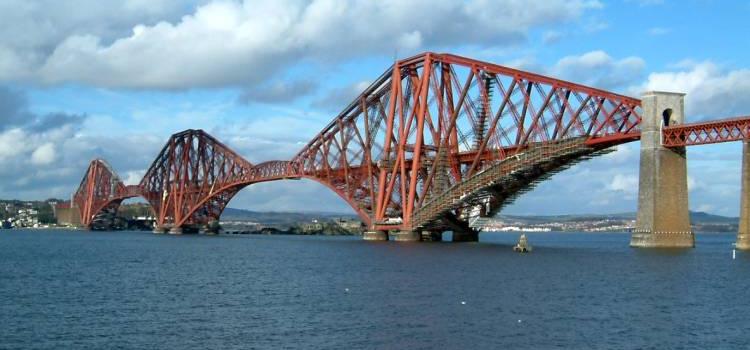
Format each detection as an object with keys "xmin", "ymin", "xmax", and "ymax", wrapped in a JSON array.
[{"xmin": 1, "ymin": 229, "xmax": 748, "ymax": 349}]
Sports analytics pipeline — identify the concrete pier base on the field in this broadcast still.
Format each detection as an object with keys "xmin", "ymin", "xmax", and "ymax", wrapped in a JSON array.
[
  {"xmin": 204, "ymin": 220, "xmax": 220, "ymax": 235},
  {"xmin": 632, "ymin": 91, "xmax": 694, "ymax": 248},
  {"xmin": 363, "ymin": 230, "xmax": 389, "ymax": 241},
  {"xmin": 630, "ymin": 230, "xmax": 694, "ymax": 248},
  {"xmin": 737, "ymin": 234, "xmax": 750, "ymax": 250},
  {"xmin": 421, "ymin": 231, "xmax": 443, "ymax": 242},
  {"xmin": 152, "ymin": 226, "xmax": 166, "ymax": 234},
  {"xmin": 168, "ymin": 226, "xmax": 183, "ymax": 235},
  {"xmin": 452, "ymin": 229, "xmax": 478, "ymax": 242},
  {"xmin": 737, "ymin": 141, "xmax": 750, "ymax": 250},
  {"xmin": 393, "ymin": 230, "xmax": 421, "ymax": 242}
]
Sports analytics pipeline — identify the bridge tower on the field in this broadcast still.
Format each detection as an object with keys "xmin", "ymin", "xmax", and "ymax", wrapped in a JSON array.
[
  {"xmin": 632, "ymin": 91, "xmax": 694, "ymax": 248},
  {"xmin": 737, "ymin": 141, "xmax": 750, "ymax": 249}
]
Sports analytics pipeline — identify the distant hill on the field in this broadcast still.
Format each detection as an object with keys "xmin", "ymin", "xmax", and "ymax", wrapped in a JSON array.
[
  {"xmin": 222, "ymin": 207, "xmax": 738, "ymax": 227},
  {"xmin": 688, "ymin": 211, "xmax": 738, "ymax": 224},
  {"xmin": 498, "ymin": 211, "xmax": 737, "ymax": 225},
  {"xmin": 221, "ymin": 208, "xmax": 358, "ymax": 225}
]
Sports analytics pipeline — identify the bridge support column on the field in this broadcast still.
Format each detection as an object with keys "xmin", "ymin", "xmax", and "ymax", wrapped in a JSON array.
[
  {"xmin": 632, "ymin": 91, "xmax": 694, "ymax": 248},
  {"xmin": 152, "ymin": 226, "xmax": 166, "ymax": 234},
  {"xmin": 393, "ymin": 230, "xmax": 421, "ymax": 242},
  {"xmin": 203, "ymin": 220, "xmax": 220, "ymax": 235},
  {"xmin": 363, "ymin": 230, "xmax": 389, "ymax": 241},
  {"xmin": 737, "ymin": 141, "xmax": 750, "ymax": 250},
  {"xmin": 452, "ymin": 229, "xmax": 478, "ymax": 242},
  {"xmin": 421, "ymin": 231, "xmax": 443, "ymax": 242},
  {"xmin": 168, "ymin": 226, "xmax": 183, "ymax": 235}
]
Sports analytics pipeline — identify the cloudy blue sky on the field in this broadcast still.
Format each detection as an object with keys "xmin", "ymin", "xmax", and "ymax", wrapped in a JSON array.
[{"xmin": 1, "ymin": 0, "xmax": 749, "ymax": 216}]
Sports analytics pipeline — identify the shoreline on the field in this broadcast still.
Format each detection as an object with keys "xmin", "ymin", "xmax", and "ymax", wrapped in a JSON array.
[{"xmin": 1, "ymin": 228, "xmax": 738, "ymax": 235}]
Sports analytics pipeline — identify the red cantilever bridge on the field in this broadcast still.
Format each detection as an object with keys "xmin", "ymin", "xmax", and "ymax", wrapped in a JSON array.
[{"xmin": 73, "ymin": 52, "xmax": 750, "ymax": 243}]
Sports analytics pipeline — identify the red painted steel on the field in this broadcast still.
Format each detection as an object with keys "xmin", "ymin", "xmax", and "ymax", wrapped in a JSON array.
[
  {"xmin": 71, "ymin": 52, "xmax": 750, "ymax": 232},
  {"xmin": 288, "ymin": 52, "xmax": 643, "ymax": 230},
  {"xmin": 661, "ymin": 116, "xmax": 750, "ymax": 147},
  {"xmin": 73, "ymin": 159, "xmax": 140, "ymax": 227},
  {"xmin": 138, "ymin": 129, "xmax": 256, "ymax": 229}
]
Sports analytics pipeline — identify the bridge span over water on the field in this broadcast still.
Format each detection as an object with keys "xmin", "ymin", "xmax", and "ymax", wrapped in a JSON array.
[{"xmin": 72, "ymin": 52, "xmax": 750, "ymax": 248}]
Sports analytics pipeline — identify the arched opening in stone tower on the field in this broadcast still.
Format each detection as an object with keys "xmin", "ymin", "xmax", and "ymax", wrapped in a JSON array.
[{"xmin": 663, "ymin": 108, "xmax": 673, "ymax": 127}]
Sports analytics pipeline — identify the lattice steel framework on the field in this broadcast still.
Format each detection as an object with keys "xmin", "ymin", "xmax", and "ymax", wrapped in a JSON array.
[
  {"xmin": 662, "ymin": 116, "xmax": 750, "ymax": 147},
  {"xmin": 73, "ymin": 159, "xmax": 140, "ymax": 227},
  {"xmin": 139, "ymin": 129, "xmax": 257, "ymax": 228},
  {"xmin": 289, "ymin": 52, "xmax": 643, "ymax": 230},
  {"xmin": 72, "ymin": 52, "xmax": 750, "ymax": 233}
]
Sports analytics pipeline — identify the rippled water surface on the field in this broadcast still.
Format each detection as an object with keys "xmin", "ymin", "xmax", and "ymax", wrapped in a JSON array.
[{"xmin": 1, "ymin": 229, "xmax": 749, "ymax": 349}]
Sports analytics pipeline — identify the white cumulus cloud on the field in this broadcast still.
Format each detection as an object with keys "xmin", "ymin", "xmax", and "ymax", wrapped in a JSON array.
[
  {"xmin": 642, "ymin": 61, "xmax": 750, "ymax": 118},
  {"xmin": 31, "ymin": 143, "xmax": 56, "ymax": 165},
  {"xmin": 0, "ymin": 129, "xmax": 31, "ymax": 159},
  {"xmin": 0, "ymin": 0, "xmax": 601, "ymax": 89},
  {"xmin": 122, "ymin": 169, "xmax": 146, "ymax": 185},
  {"xmin": 607, "ymin": 173, "xmax": 638, "ymax": 195},
  {"xmin": 551, "ymin": 50, "xmax": 646, "ymax": 91}
]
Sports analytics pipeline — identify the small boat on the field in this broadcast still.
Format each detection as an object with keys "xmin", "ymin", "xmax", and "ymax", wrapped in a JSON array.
[{"xmin": 513, "ymin": 234, "xmax": 532, "ymax": 253}]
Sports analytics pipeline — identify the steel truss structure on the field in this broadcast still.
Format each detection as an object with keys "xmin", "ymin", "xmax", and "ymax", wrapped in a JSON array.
[
  {"xmin": 662, "ymin": 116, "xmax": 750, "ymax": 147},
  {"xmin": 72, "ymin": 52, "xmax": 750, "ymax": 232},
  {"xmin": 73, "ymin": 159, "xmax": 140, "ymax": 227}
]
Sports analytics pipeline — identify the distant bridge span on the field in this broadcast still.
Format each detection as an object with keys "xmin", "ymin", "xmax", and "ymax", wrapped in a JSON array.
[{"xmin": 72, "ymin": 52, "xmax": 750, "ymax": 246}]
